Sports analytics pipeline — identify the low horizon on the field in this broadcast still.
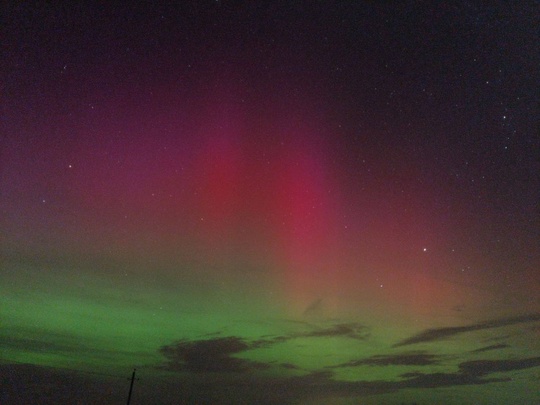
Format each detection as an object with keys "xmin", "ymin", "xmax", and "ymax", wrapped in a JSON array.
[{"xmin": 2, "ymin": 2, "xmax": 539, "ymax": 404}]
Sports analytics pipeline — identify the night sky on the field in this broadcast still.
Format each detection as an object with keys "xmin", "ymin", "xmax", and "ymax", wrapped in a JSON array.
[{"xmin": 2, "ymin": 2, "xmax": 539, "ymax": 404}]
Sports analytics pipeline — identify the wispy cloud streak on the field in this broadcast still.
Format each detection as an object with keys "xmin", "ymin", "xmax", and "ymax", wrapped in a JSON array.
[{"xmin": 394, "ymin": 313, "xmax": 540, "ymax": 347}]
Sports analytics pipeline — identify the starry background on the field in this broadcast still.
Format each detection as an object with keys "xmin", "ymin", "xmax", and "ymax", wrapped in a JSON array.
[{"xmin": 1, "ymin": 2, "xmax": 539, "ymax": 404}]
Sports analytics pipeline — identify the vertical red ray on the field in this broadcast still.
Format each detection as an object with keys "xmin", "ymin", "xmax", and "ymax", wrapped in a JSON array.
[
  {"xmin": 188, "ymin": 82, "xmax": 250, "ymax": 258},
  {"xmin": 270, "ymin": 133, "xmax": 342, "ymax": 314}
]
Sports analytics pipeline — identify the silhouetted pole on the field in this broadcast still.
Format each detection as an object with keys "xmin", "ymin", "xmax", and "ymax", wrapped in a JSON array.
[{"xmin": 126, "ymin": 369, "xmax": 136, "ymax": 405}]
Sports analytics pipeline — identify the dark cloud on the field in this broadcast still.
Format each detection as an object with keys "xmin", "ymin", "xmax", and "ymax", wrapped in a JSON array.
[
  {"xmin": 397, "ymin": 371, "xmax": 509, "ymax": 389},
  {"xmin": 482, "ymin": 333, "xmax": 512, "ymax": 343},
  {"xmin": 394, "ymin": 313, "xmax": 540, "ymax": 347},
  {"xmin": 159, "ymin": 337, "xmax": 269, "ymax": 373},
  {"xmin": 277, "ymin": 355, "xmax": 540, "ymax": 399},
  {"xmin": 289, "ymin": 369, "xmax": 335, "ymax": 384},
  {"xmin": 0, "ymin": 363, "xmax": 126, "ymax": 404},
  {"xmin": 280, "ymin": 362, "xmax": 301, "ymax": 369},
  {"xmin": 471, "ymin": 343, "xmax": 510, "ymax": 353},
  {"xmin": 302, "ymin": 298, "xmax": 324, "ymax": 317},
  {"xmin": 0, "ymin": 335, "xmax": 76, "ymax": 354},
  {"xmin": 1, "ymin": 329, "xmax": 149, "ymax": 365},
  {"xmin": 283, "ymin": 356, "xmax": 540, "ymax": 400},
  {"xmin": 331, "ymin": 352, "xmax": 441, "ymax": 368},
  {"xmin": 397, "ymin": 356, "xmax": 540, "ymax": 390},
  {"xmin": 458, "ymin": 357, "xmax": 540, "ymax": 375},
  {"xmin": 252, "ymin": 322, "xmax": 369, "ymax": 348},
  {"xmin": 159, "ymin": 323, "xmax": 368, "ymax": 375},
  {"xmin": 326, "ymin": 356, "xmax": 540, "ymax": 395},
  {"xmin": 251, "ymin": 335, "xmax": 289, "ymax": 348},
  {"xmin": 301, "ymin": 323, "xmax": 369, "ymax": 340},
  {"xmin": 153, "ymin": 329, "xmax": 540, "ymax": 402},
  {"xmin": 6, "ymin": 354, "xmax": 540, "ymax": 404}
]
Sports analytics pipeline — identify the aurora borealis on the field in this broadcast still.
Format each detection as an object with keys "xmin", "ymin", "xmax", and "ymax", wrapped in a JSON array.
[{"xmin": 2, "ymin": 2, "xmax": 539, "ymax": 404}]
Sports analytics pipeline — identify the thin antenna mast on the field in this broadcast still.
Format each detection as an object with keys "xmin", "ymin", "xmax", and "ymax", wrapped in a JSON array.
[{"xmin": 126, "ymin": 368, "xmax": 137, "ymax": 405}]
